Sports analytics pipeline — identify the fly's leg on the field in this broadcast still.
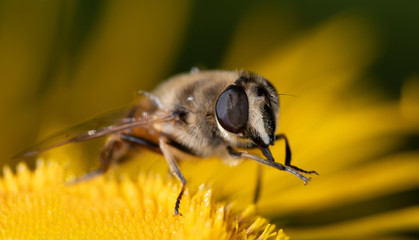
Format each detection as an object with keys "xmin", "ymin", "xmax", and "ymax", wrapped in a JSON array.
[
  {"xmin": 275, "ymin": 134, "xmax": 318, "ymax": 175},
  {"xmin": 253, "ymin": 164, "xmax": 262, "ymax": 204},
  {"xmin": 65, "ymin": 169, "xmax": 105, "ymax": 184},
  {"xmin": 120, "ymin": 134, "xmax": 161, "ymax": 152},
  {"xmin": 245, "ymin": 134, "xmax": 316, "ymax": 202},
  {"xmin": 159, "ymin": 137, "xmax": 186, "ymax": 216},
  {"xmin": 228, "ymin": 147, "xmax": 312, "ymax": 185},
  {"xmin": 66, "ymin": 135, "xmax": 132, "ymax": 184}
]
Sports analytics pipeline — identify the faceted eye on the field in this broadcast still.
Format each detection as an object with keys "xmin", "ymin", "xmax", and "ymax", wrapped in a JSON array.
[{"xmin": 215, "ymin": 85, "xmax": 249, "ymax": 133}]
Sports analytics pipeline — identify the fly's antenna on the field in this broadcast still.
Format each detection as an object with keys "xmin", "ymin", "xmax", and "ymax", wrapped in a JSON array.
[
  {"xmin": 277, "ymin": 93, "xmax": 299, "ymax": 98},
  {"xmin": 269, "ymin": 93, "xmax": 298, "ymax": 104}
]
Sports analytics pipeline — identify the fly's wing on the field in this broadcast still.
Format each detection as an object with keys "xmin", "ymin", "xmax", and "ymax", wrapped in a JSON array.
[{"xmin": 13, "ymin": 104, "xmax": 174, "ymax": 158}]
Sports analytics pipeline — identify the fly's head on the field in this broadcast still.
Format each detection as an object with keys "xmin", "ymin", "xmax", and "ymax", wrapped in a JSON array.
[{"xmin": 215, "ymin": 71, "xmax": 280, "ymax": 157}]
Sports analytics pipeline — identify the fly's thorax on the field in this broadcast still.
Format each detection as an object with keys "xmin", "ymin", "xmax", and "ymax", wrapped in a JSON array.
[
  {"xmin": 152, "ymin": 70, "xmax": 238, "ymax": 110},
  {"xmin": 148, "ymin": 71, "xmax": 240, "ymax": 157}
]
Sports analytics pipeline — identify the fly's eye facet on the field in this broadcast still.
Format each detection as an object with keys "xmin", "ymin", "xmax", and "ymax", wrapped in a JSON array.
[{"xmin": 215, "ymin": 85, "xmax": 249, "ymax": 133}]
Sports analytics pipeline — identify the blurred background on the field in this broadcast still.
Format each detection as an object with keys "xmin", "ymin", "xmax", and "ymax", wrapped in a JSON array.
[{"xmin": 1, "ymin": 1, "xmax": 418, "ymax": 239}]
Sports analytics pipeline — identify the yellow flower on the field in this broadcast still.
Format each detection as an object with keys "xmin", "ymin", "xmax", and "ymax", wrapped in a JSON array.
[{"xmin": 0, "ymin": 160, "xmax": 288, "ymax": 240}]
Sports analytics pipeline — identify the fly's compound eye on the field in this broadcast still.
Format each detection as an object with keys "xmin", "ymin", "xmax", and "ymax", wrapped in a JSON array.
[{"xmin": 215, "ymin": 85, "xmax": 249, "ymax": 133}]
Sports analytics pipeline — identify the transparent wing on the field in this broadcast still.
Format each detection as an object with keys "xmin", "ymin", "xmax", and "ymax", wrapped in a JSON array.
[{"xmin": 14, "ymin": 104, "xmax": 174, "ymax": 158}]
